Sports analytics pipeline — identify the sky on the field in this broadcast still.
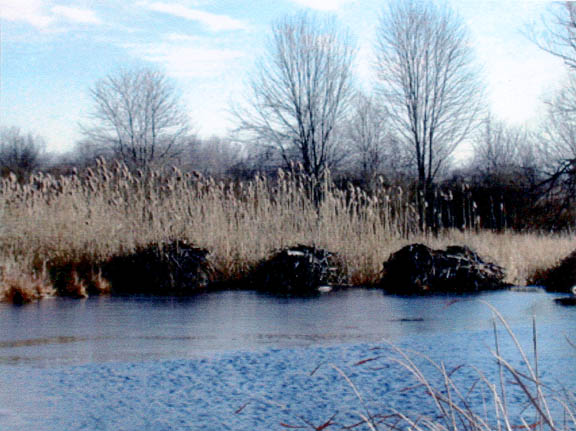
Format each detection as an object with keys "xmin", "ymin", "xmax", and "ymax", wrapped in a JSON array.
[{"xmin": 0, "ymin": 0, "xmax": 568, "ymax": 153}]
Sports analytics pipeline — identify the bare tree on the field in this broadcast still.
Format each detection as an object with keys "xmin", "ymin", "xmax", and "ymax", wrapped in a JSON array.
[
  {"xmin": 345, "ymin": 93, "xmax": 405, "ymax": 181},
  {"xmin": 537, "ymin": 75, "xmax": 576, "ymax": 207},
  {"xmin": 529, "ymin": 2, "xmax": 576, "ymax": 224},
  {"xmin": 82, "ymin": 67, "xmax": 192, "ymax": 169},
  {"xmin": 235, "ymin": 12, "xmax": 355, "ymax": 180},
  {"xmin": 70, "ymin": 138, "xmax": 114, "ymax": 168},
  {"xmin": 530, "ymin": 2, "xmax": 576, "ymax": 70},
  {"xmin": 542, "ymin": 75, "xmax": 576, "ymax": 163},
  {"xmin": 470, "ymin": 115, "xmax": 537, "ymax": 181},
  {"xmin": 530, "ymin": 2, "xmax": 576, "ymax": 170},
  {"xmin": 0, "ymin": 127, "xmax": 45, "ymax": 177},
  {"xmin": 374, "ymin": 0, "xmax": 483, "ymax": 190},
  {"xmin": 183, "ymin": 136, "xmax": 246, "ymax": 176}
]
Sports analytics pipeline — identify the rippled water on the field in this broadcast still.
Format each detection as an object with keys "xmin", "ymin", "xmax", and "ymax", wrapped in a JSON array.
[
  {"xmin": 0, "ymin": 288, "xmax": 569, "ymax": 366},
  {"xmin": 0, "ymin": 288, "xmax": 575, "ymax": 430},
  {"xmin": 0, "ymin": 288, "xmax": 574, "ymax": 366}
]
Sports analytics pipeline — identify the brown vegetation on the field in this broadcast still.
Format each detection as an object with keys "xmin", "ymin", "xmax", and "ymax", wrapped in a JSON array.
[
  {"xmin": 0, "ymin": 160, "xmax": 574, "ymax": 303},
  {"xmin": 529, "ymin": 249, "xmax": 576, "ymax": 293},
  {"xmin": 0, "ymin": 262, "xmax": 54, "ymax": 304}
]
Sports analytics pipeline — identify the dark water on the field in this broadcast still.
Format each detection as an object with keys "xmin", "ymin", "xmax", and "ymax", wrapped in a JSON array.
[{"xmin": 0, "ymin": 288, "xmax": 574, "ymax": 367}]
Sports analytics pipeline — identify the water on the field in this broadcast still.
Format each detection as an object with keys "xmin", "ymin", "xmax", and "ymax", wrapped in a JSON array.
[
  {"xmin": 0, "ymin": 288, "xmax": 572, "ymax": 367},
  {"xmin": 0, "ymin": 288, "xmax": 575, "ymax": 430},
  {"xmin": 0, "ymin": 288, "xmax": 575, "ymax": 366}
]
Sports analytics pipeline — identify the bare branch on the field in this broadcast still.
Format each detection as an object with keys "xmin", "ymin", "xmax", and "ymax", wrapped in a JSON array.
[
  {"xmin": 0, "ymin": 127, "xmax": 46, "ymax": 176},
  {"xmin": 374, "ymin": 0, "xmax": 484, "ymax": 188},
  {"xmin": 80, "ymin": 67, "xmax": 193, "ymax": 169},
  {"xmin": 470, "ymin": 115, "xmax": 538, "ymax": 183},
  {"xmin": 529, "ymin": 2, "xmax": 576, "ymax": 70},
  {"xmin": 344, "ymin": 93, "xmax": 407, "ymax": 181},
  {"xmin": 235, "ymin": 12, "xmax": 356, "ymax": 179}
]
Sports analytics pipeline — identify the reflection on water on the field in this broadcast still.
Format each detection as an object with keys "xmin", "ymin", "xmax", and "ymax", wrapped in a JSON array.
[
  {"xmin": 0, "ymin": 336, "xmax": 92, "ymax": 349},
  {"xmin": 0, "ymin": 289, "xmax": 576, "ymax": 431},
  {"xmin": 0, "ymin": 288, "xmax": 574, "ymax": 367}
]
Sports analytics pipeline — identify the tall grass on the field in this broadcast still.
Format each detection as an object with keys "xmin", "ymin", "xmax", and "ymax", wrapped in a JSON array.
[
  {"xmin": 293, "ymin": 305, "xmax": 576, "ymax": 431},
  {"xmin": 0, "ymin": 160, "xmax": 574, "ymax": 301},
  {"xmin": 236, "ymin": 304, "xmax": 575, "ymax": 431},
  {"xmin": 368, "ymin": 306, "xmax": 576, "ymax": 431}
]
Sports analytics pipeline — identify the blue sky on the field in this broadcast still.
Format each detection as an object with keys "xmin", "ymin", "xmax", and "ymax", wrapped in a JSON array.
[{"xmin": 0, "ymin": 0, "xmax": 566, "ymax": 153}]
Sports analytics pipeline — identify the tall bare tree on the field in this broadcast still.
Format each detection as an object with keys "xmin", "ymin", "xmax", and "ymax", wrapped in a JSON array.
[
  {"xmin": 538, "ymin": 75, "xmax": 576, "ymax": 207},
  {"xmin": 531, "ymin": 2, "xmax": 576, "ymax": 222},
  {"xmin": 345, "ymin": 93, "xmax": 405, "ymax": 181},
  {"xmin": 235, "ymin": 12, "xmax": 355, "ymax": 180},
  {"xmin": 530, "ymin": 2, "xmax": 576, "ymax": 70},
  {"xmin": 82, "ymin": 68, "xmax": 192, "ymax": 169},
  {"xmin": 0, "ymin": 127, "xmax": 45, "ymax": 177},
  {"xmin": 374, "ymin": 0, "xmax": 483, "ymax": 189},
  {"xmin": 470, "ymin": 115, "xmax": 536, "ymax": 181},
  {"xmin": 543, "ymin": 76, "xmax": 576, "ymax": 163}
]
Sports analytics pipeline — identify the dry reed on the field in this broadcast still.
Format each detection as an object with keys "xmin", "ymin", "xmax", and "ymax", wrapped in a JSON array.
[
  {"xmin": 304, "ymin": 304, "xmax": 576, "ymax": 431},
  {"xmin": 0, "ymin": 160, "xmax": 573, "ymax": 302},
  {"xmin": 0, "ymin": 257, "xmax": 54, "ymax": 304}
]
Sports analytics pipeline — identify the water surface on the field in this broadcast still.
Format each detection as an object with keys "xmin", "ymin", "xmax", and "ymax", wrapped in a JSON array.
[
  {"xmin": 1, "ymin": 289, "xmax": 575, "ymax": 431},
  {"xmin": 0, "ymin": 288, "xmax": 574, "ymax": 366}
]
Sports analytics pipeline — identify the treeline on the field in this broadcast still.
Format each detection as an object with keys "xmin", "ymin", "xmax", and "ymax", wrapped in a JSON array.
[
  {"xmin": 0, "ymin": 129, "xmax": 569, "ymax": 233},
  {"xmin": 2, "ymin": 1, "xmax": 576, "ymax": 232}
]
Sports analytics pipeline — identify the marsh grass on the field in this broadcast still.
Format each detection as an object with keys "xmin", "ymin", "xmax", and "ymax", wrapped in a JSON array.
[
  {"xmin": 279, "ymin": 304, "xmax": 576, "ymax": 431},
  {"xmin": 0, "ymin": 258, "xmax": 54, "ymax": 304},
  {"xmin": 362, "ymin": 306, "xmax": 576, "ymax": 431},
  {"xmin": 0, "ymin": 160, "xmax": 574, "ymax": 302}
]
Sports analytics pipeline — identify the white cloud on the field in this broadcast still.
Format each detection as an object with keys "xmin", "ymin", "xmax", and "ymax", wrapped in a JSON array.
[
  {"xmin": 290, "ymin": 0, "xmax": 355, "ymax": 11},
  {"xmin": 0, "ymin": 0, "xmax": 53, "ymax": 28},
  {"xmin": 164, "ymin": 33, "xmax": 203, "ymax": 42},
  {"xmin": 142, "ymin": 2, "xmax": 249, "ymax": 31},
  {"xmin": 126, "ymin": 41, "xmax": 246, "ymax": 78},
  {"xmin": 52, "ymin": 5, "xmax": 102, "ymax": 25},
  {"xmin": 0, "ymin": 1, "xmax": 102, "ymax": 29}
]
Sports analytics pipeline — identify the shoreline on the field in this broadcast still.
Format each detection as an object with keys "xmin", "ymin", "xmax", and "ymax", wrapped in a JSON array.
[
  {"xmin": 1, "ymin": 163, "xmax": 575, "ymax": 304},
  {"xmin": 1, "ymin": 233, "xmax": 574, "ymax": 304}
]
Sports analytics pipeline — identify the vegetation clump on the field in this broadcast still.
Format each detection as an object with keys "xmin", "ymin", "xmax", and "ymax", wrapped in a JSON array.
[
  {"xmin": 102, "ymin": 240, "xmax": 214, "ymax": 295},
  {"xmin": 0, "ymin": 269, "xmax": 54, "ymax": 304},
  {"xmin": 379, "ymin": 243, "xmax": 508, "ymax": 294},
  {"xmin": 0, "ymin": 161, "xmax": 574, "ymax": 303},
  {"xmin": 249, "ymin": 245, "xmax": 347, "ymax": 295},
  {"xmin": 47, "ymin": 256, "xmax": 110, "ymax": 298},
  {"xmin": 529, "ymin": 249, "xmax": 576, "ymax": 293}
]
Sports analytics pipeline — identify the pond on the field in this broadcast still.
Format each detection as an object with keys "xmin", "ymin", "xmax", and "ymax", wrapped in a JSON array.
[{"xmin": 0, "ymin": 288, "xmax": 575, "ymax": 430}]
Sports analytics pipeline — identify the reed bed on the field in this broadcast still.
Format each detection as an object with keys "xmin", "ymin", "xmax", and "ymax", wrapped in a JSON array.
[{"xmin": 0, "ymin": 160, "xmax": 574, "ymax": 302}]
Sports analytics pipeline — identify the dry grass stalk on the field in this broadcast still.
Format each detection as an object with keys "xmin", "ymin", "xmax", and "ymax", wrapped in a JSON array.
[
  {"xmin": 333, "ymin": 304, "xmax": 576, "ymax": 431},
  {"xmin": 0, "ymin": 262, "xmax": 54, "ymax": 304},
  {"xmin": 0, "ymin": 160, "xmax": 574, "ymax": 301}
]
